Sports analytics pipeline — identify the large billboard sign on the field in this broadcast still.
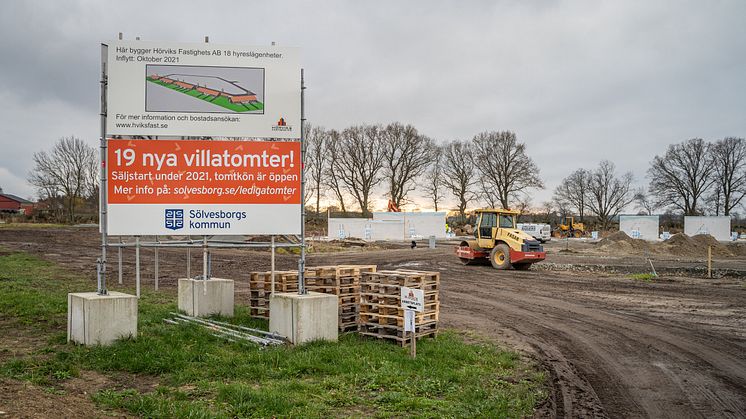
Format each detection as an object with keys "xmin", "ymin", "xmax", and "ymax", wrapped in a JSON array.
[
  {"xmin": 106, "ymin": 41, "xmax": 300, "ymax": 138},
  {"xmin": 106, "ymin": 139, "xmax": 301, "ymax": 235}
]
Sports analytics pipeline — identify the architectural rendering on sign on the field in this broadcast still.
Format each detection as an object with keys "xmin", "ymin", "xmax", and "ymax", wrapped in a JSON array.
[{"xmin": 146, "ymin": 65, "xmax": 265, "ymax": 114}]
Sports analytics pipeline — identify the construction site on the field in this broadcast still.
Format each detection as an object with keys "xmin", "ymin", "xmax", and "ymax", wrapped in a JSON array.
[
  {"xmin": 0, "ymin": 224, "xmax": 744, "ymax": 417},
  {"xmin": 1, "ymin": 2, "xmax": 745, "ymax": 417}
]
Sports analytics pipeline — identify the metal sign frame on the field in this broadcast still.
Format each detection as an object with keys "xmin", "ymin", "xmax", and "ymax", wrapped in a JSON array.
[{"xmin": 97, "ymin": 36, "xmax": 307, "ymax": 297}]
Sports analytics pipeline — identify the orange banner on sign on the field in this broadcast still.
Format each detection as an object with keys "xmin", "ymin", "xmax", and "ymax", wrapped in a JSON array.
[{"xmin": 107, "ymin": 139, "xmax": 301, "ymax": 204}]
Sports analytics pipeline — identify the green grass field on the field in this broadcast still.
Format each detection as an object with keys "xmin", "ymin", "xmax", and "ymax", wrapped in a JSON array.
[
  {"xmin": 147, "ymin": 78, "xmax": 264, "ymax": 113},
  {"xmin": 0, "ymin": 249, "xmax": 546, "ymax": 418}
]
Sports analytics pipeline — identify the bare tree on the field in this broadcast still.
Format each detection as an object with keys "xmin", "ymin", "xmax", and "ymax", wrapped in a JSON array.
[
  {"xmin": 633, "ymin": 187, "xmax": 660, "ymax": 215},
  {"xmin": 381, "ymin": 123, "xmax": 435, "ymax": 208},
  {"xmin": 513, "ymin": 193, "xmax": 533, "ymax": 215},
  {"xmin": 323, "ymin": 130, "xmax": 347, "ymax": 213},
  {"xmin": 423, "ymin": 144, "xmax": 445, "ymax": 211},
  {"xmin": 471, "ymin": 131, "xmax": 544, "ymax": 208},
  {"xmin": 477, "ymin": 176, "xmax": 500, "ymax": 208},
  {"xmin": 441, "ymin": 140, "xmax": 476, "ymax": 221},
  {"xmin": 586, "ymin": 160, "xmax": 634, "ymax": 230},
  {"xmin": 710, "ymin": 137, "xmax": 746, "ymax": 215},
  {"xmin": 305, "ymin": 123, "xmax": 328, "ymax": 215},
  {"xmin": 552, "ymin": 169, "xmax": 589, "ymax": 222},
  {"xmin": 540, "ymin": 201, "xmax": 555, "ymax": 224},
  {"xmin": 648, "ymin": 138, "xmax": 715, "ymax": 215},
  {"xmin": 28, "ymin": 136, "xmax": 97, "ymax": 223},
  {"xmin": 707, "ymin": 183, "xmax": 724, "ymax": 216},
  {"xmin": 334, "ymin": 124, "xmax": 385, "ymax": 217}
]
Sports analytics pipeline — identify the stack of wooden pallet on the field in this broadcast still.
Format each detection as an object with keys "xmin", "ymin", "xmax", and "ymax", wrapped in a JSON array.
[
  {"xmin": 248, "ymin": 265, "xmax": 377, "ymax": 332},
  {"xmin": 248, "ymin": 270, "xmax": 299, "ymax": 319},
  {"xmin": 304, "ymin": 265, "xmax": 376, "ymax": 332},
  {"xmin": 358, "ymin": 269, "xmax": 440, "ymax": 346}
]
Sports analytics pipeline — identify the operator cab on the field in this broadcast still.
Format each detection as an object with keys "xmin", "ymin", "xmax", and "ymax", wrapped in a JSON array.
[{"xmin": 476, "ymin": 209, "xmax": 543, "ymax": 252}]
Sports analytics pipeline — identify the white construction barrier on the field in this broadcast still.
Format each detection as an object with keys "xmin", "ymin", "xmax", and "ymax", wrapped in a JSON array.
[
  {"xmin": 619, "ymin": 215, "xmax": 659, "ymax": 241},
  {"xmin": 328, "ymin": 218, "xmax": 371, "ymax": 240},
  {"xmin": 370, "ymin": 220, "xmax": 406, "ymax": 240},
  {"xmin": 329, "ymin": 212, "xmax": 446, "ymax": 241},
  {"xmin": 684, "ymin": 216, "xmax": 731, "ymax": 241},
  {"xmin": 388, "ymin": 212, "xmax": 448, "ymax": 239}
]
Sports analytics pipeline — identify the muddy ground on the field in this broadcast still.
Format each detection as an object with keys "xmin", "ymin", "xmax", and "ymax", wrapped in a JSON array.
[{"xmin": 1, "ymin": 227, "xmax": 745, "ymax": 418}]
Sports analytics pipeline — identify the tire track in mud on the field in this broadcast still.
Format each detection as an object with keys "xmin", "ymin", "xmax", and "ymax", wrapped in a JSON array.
[{"xmin": 318, "ymin": 247, "xmax": 746, "ymax": 418}]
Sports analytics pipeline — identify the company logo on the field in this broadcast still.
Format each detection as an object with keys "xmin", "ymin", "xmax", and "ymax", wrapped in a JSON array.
[
  {"xmin": 165, "ymin": 209, "xmax": 184, "ymax": 230},
  {"xmin": 272, "ymin": 116, "xmax": 292, "ymax": 132}
]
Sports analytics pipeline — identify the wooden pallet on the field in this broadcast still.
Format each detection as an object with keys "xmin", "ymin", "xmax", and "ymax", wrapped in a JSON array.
[
  {"xmin": 362, "ymin": 270, "xmax": 439, "ymax": 286},
  {"xmin": 306, "ymin": 284, "xmax": 360, "ymax": 295},
  {"xmin": 305, "ymin": 276, "xmax": 358, "ymax": 287},
  {"xmin": 338, "ymin": 295, "xmax": 359, "ymax": 305},
  {"xmin": 359, "ymin": 301, "xmax": 439, "ymax": 316},
  {"xmin": 248, "ymin": 265, "xmax": 376, "ymax": 330},
  {"xmin": 360, "ymin": 313, "xmax": 439, "ymax": 327},
  {"xmin": 360, "ymin": 290, "xmax": 439, "ymax": 304},
  {"xmin": 358, "ymin": 322, "xmax": 438, "ymax": 346},
  {"xmin": 357, "ymin": 269, "xmax": 440, "ymax": 345}
]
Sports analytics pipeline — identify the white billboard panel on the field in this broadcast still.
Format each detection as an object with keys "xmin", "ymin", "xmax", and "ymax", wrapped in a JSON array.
[
  {"xmin": 108, "ymin": 204, "xmax": 300, "ymax": 236},
  {"xmin": 619, "ymin": 215, "xmax": 659, "ymax": 241},
  {"xmin": 106, "ymin": 40, "xmax": 300, "ymax": 138},
  {"xmin": 684, "ymin": 216, "xmax": 731, "ymax": 241}
]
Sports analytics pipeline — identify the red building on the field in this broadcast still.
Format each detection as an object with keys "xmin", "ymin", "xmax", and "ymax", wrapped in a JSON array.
[{"xmin": 0, "ymin": 193, "xmax": 34, "ymax": 214}]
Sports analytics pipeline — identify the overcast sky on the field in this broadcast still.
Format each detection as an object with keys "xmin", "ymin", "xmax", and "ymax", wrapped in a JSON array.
[{"xmin": 1, "ymin": 0, "xmax": 744, "ymax": 211}]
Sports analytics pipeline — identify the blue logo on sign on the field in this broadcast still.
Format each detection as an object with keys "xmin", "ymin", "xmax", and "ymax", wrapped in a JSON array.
[{"xmin": 165, "ymin": 209, "xmax": 184, "ymax": 230}]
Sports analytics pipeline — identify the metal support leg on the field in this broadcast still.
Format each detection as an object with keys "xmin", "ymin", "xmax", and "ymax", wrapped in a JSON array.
[
  {"xmin": 154, "ymin": 235, "xmax": 159, "ymax": 291},
  {"xmin": 271, "ymin": 235, "xmax": 276, "ymax": 296},
  {"xmin": 187, "ymin": 246, "xmax": 191, "ymax": 279},
  {"xmin": 135, "ymin": 236, "xmax": 141, "ymax": 298},
  {"xmin": 118, "ymin": 236, "xmax": 123, "ymax": 285},
  {"xmin": 203, "ymin": 236, "xmax": 208, "ymax": 295},
  {"xmin": 298, "ymin": 68, "xmax": 307, "ymax": 295}
]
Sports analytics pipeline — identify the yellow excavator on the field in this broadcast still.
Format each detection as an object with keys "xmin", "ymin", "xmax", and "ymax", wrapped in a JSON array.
[
  {"xmin": 553, "ymin": 216, "xmax": 586, "ymax": 238},
  {"xmin": 455, "ymin": 208, "xmax": 546, "ymax": 270}
]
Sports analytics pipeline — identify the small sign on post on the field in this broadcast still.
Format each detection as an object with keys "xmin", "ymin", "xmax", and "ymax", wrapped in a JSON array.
[{"xmin": 401, "ymin": 286, "xmax": 424, "ymax": 358}]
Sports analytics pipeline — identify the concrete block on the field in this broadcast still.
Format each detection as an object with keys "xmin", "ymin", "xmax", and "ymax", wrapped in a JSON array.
[
  {"xmin": 269, "ymin": 292, "xmax": 338, "ymax": 344},
  {"xmin": 67, "ymin": 291, "xmax": 137, "ymax": 346},
  {"xmin": 178, "ymin": 278, "xmax": 234, "ymax": 317}
]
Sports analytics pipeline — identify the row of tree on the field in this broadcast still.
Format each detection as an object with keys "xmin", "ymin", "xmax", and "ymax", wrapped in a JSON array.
[
  {"xmin": 553, "ymin": 137, "xmax": 746, "ymax": 228},
  {"xmin": 27, "ymin": 131, "xmax": 745, "ymax": 227},
  {"xmin": 305, "ymin": 125, "xmax": 544, "ymax": 220}
]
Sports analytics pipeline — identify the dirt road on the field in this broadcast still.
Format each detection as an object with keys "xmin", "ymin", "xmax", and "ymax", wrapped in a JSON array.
[
  {"xmin": 1, "ymin": 228, "xmax": 745, "ymax": 418},
  {"xmin": 315, "ymin": 247, "xmax": 746, "ymax": 418}
]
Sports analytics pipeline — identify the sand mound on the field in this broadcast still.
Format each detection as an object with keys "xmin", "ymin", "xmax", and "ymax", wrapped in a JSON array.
[
  {"xmin": 692, "ymin": 234, "xmax": 720, "ymax": 247},
  {"xmin": 664, "ymin": 233, "xmax": 693, "ymax": 247},
  {"xmin": 661, "ymin": 233, "xmax": 733, "ymax": 257},
  {"xmin": 728, "ymin": 242, "xmax": 746, "ymax": 256},
  {"xmin": 599, "ymin": 231, "xmax": 634, "ymax": 244},
  {"xmin": 597, "ymin": 231, "xmax": 654, "ymax": 254}
]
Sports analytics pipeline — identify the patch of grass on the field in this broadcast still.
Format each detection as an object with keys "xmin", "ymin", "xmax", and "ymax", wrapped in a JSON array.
[
  {"xmin": 0, "ymin": 252, "xmax": 81, "ymax": 327},
  {"xmin": 0, "ymin": 223, "xmax": 66, "ymax": 229},
  {"xmin": 275, "ymin": 246, "xmax": 301, "ymax": 255},
  {"xmin": 629, "ymin": 273, "xmax": 657, "ymax": 281},
  {"xmin": 0, "ymin": 249, "xmax": 547, "ymax": 417},
  {"xmin": 1, "ymin": 354, "xmax": 80, "ymax": 386}
]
